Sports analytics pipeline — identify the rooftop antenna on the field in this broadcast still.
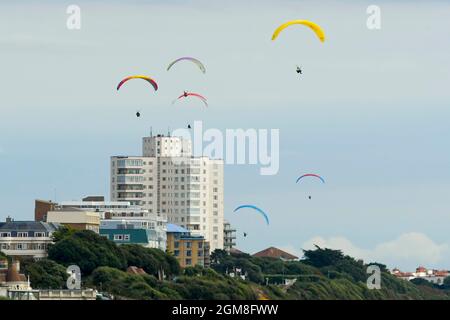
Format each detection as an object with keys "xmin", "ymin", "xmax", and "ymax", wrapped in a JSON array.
[
  {"xmin": 150, "ymin": 126, "xmax": 153, "ymax": 137},
  {"xmin": 168, "ymin": 127, "xmax": 171, "ymax": 137}
]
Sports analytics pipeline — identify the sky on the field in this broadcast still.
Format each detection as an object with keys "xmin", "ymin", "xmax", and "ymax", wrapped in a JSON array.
[{"xmin": 0, "ymin": 0, "xmax": 450, "ymax": 270}]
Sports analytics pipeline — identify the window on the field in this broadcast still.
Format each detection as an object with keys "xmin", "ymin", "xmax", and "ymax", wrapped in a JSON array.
[
  {"xmin": 174, "ymin": 250, "xmax": 179, "ymax": 257},
  {"xmin": 34, "ymin": 232, "xmax": 45, "ymax": 237},
  {"xmin": 100, "ymin": 234, "xmax": 109, "ymax": 239},
  {"xmin": 174, "ymin": 241, "xmax": 179, "ymax": 248},
  {"xmin": 124, "ymin": 235, "xmax": 130, "ymax": 241},
  {"xmin": 114, "ymin": 234, "xmax": 124, "ymax": 241},
  {"xmin": 185, "ymin": 242, "xmax": 192, "ymax": 248},
  {"xmin": 17, "ymin": 232, "xmax": 28, "ymax": 237},
  {"xmin": 17, "ymin": 243, "xmax": 27, "ymax": 250},
  {"xmin": 186, "ymin": 250, "xmax": 192, "ymax": 257},
  {"xmin": 0, "ymin": 232, "xmax": 11, "ymax": 238},
  {"xmin": 185, "ymin": 259, "xmax": 192, "ymax": 266}
]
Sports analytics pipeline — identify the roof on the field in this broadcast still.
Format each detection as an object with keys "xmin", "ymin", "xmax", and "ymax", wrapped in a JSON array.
[
  {"xmin": 252, "ymin": 247, "xmax": 298, "ymax": 260},
  {"xmin": 230, "ymin": 248, "xmax": 246, "ymax": 255},
  {"xmin": 5, "ymin": 262, "xmax": 26, "ymax": 283},
  {"xmin": 166, "ymin": 223, "xmax": 189, "ymax": 233},
  {"xmin": 127, "ymin": 266, "xmax": 147, "ymax": 275},
  {"xmin": 0, "ymin": 221, "xmax": 60, "ymax": 232},
  {"xmin": 82, "ymin": 196, "xmax": 105, "ymax": 202}
]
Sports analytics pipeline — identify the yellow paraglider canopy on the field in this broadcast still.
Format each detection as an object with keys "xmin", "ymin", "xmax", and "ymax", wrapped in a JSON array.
[{"xmin": 271, "ymin": 20, "xmax": 325, "ymax": 43}]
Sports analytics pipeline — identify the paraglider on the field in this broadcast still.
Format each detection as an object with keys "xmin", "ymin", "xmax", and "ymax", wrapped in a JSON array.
[
  {"xmin": 271, "ymin": 20, "xmax": 325, "ymax": 43},
  {"xmin": 167, "ymin": 57, "xmax": 206, "ymax": 74},
  {"xmin": 243, "ymin": 232, "xmax": 248, "ymax": 238},
  {"xmin": 136, "ymin": 111, "xmax": 141, "ymax": 118},
  {"xmin": 296, "ymin": 174, "xmax": 325, "ymax": 199},
  {"xmin": 173, "ymin": 91, "xmax": 208, "ymax": 107},
  {"xmin": 234, "ymin": 205, "xmax": 269, "ymax": 226},
  {"xmin": 116, "ymin": 75, "xmax": 158, "ymax": 92},
  {"xmin": 296, "ymin": 174, "xmax": 325, "ymax": 184}
]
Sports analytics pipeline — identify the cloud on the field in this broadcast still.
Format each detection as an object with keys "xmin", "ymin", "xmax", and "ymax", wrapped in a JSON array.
[{"xmin": 299, "ymin": 233, "xmax": 449, "ymax": 270}]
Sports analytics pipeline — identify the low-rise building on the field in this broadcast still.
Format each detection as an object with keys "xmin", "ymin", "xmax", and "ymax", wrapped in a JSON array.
[
  {"xmin": 44, "ymin": 197, "xmax": 167, "ymax": 250},
  {"xmin": 166, "ymin": 224, "xmax": 210, "ymax": 268},
  {"xmin": 391, "ymin": 266, "xmax": 450, "ymax": 285},
  {"xmin": 46, "ymin": 209, "xmax": 100, "ymax": 233},
  {"xmin": 0, "ymin": 217, "xmax": 60, "ymax": 259},
  {"xmin": 100, "ymin": 222, "xmax": 162, "ymax": 248}
]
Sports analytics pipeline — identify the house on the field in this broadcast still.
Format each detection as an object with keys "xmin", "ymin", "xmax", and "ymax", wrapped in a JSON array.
[
  {"xmin": 0, "ymin": 217, "xmax": 60, "ymax": 259},
  {"xmin": 252, "ymin": 247, "xmax": 298, "ymax": 261},
  {"xmin": 391, "ymin": 266, "xmax": 450, "ymax": 285}
]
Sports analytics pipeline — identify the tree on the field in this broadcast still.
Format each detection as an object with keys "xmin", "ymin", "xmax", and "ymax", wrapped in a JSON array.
[
  {"xmin": 23, "ymin": 259, "xmax": 68, "ymax": 289},
  {"xmin": 48, "ymin": 230, "xmax": 127, "ymax": 274},
  {"xmin": 120, "ymin": 245, "xmax": 180, "ymax": 277}
]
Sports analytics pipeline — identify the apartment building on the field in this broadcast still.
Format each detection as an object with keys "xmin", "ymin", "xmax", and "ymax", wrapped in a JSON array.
[
  {"xmin": 110, "ymin": 134, "xmax": 224, "ymax": 251},
  {"xmin": 166, "ymin": 224, "xmax": 210, "ymax": 268}
]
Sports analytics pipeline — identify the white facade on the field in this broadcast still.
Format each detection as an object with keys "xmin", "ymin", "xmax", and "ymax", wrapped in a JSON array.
[
  {"xmin": 110, "ymin": 134, "xmax": 224, "ymax": 251},
  {"xmin": 0, "ymin": 221, "xmax": 59, "ymax": 259},
  {"xmin": 57, "ymin": 200, "xmax": 166, "ymax": 250}
]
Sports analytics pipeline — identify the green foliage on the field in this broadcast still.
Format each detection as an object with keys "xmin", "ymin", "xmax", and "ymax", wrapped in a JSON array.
[
  {"xmin": 91, "ymin": 267, "xmax": 168, "ymax": 300},
  {"xmin": 443, "ymin": 276, "xmax": 450, "ymax": 289},
  {"xmin": 183, "ymin": 265, "xmax": 204, "ymax": 277},
  {"xmin": 20, "ymin": 237, "xmax": 450, "ymax": 300},
  {"xmin": 120, "ymin": 244, "xmax": 180, "ymax": 277},
  {"xmin": 48, "ymin": 230, "xmax": 127, "ymax": 274},
  {"xmin": 51, "ymin": 226, "xmax": 76, "ymax": 242},
  {"xmin": 22, "ymin": 259, "xmax": 68, "ymax": 289}
]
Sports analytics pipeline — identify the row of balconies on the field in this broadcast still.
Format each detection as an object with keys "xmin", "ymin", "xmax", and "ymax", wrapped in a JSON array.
[{"xmin": 117, "ymin": 186, "xmax": 144, "ymax": 191}]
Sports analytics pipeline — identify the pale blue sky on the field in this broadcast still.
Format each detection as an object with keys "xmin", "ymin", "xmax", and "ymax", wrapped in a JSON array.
[{"xmin": 0, "ymin": 0, "xmax": 449, "ymax": 269}]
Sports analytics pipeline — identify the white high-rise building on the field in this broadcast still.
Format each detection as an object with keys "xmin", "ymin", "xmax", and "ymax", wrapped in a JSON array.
[{"xmin": 110, "ymin": 134, "xmax": 224, "ymax": 251}]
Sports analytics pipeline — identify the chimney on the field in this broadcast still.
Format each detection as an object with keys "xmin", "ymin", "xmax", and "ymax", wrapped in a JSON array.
[{"xmin": 5, "ymin": 216, "xmax": 13, "ymax": 223}]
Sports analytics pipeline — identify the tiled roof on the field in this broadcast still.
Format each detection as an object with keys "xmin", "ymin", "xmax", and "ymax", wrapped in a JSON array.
[
  {"xmin": 0, "ymin": 221, "xmax": 60, "ymax": 232},
  {"xmin": 252, "ymin": 247, "xmax": 298, "ymax": 260},
  {"xmin": 230, "ymin": 248, "xmax": 246, "ymax": 255}
]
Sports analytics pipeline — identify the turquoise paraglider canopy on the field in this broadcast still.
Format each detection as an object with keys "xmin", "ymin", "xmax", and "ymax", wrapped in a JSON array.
[{"xmin": 234, "ymin": 205, "xmax": 269, "ymax": 225}]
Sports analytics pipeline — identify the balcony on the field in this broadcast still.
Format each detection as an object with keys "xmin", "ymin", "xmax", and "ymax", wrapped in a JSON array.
[
  {"xmin": 117, "ymin": 184, "xmax": 144, "ymax": 191},
  {"xmin": 117, "ymin": 192, "xmax": 144, "ymax": 199}
]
